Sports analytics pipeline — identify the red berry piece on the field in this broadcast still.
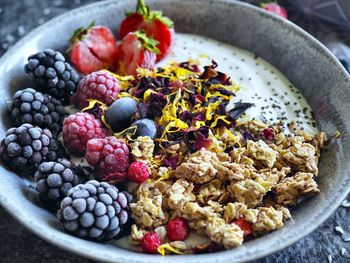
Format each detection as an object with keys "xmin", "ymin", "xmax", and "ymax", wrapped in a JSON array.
[
  {"xmin": 62, "ymin": 112, "xmax": 106, "ymax": 155},
  {"xmin": 166, "ymin": 217, "xmax": 190, "ymax": 241},
  {"xmin": 259, "ymin": 128, "xmax": 275, "ymax": 140},
  {"xmin": 262, "ymin": 3, "xmax": 288, "ymax": 19},
  {"xmin": 141, "ymin": 232, "xmax": 162, "ymax": 254},
  {"xmin": 232, "ymin": 218, "xmax": 252, "ymax": 237},
  {"xmin": 127, "ymin": 161, "xmax": 150, "ymax": 184},
  {"xmin": 119, "ymin": 0, "xmax": 175, "ymax": 61},
  {"xmin": 69, "ymin": 23, "xmax": 118, "ymax": 74},
  {"xmin": 115, "ymin": 31, "xmax": 158, "ymax": 76},
  {"xmin": 71, "ymin": 70, "xmax": 120, "ymax": 109},
  {"xmin": 85, "ymin": 136, "xmax": 130, "ymax": 183}
]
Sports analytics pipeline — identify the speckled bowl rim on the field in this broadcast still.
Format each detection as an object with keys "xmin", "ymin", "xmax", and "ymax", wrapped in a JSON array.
[{"xmin": 0, "ymin": 0, "xmax": 350, "ymax": 262}]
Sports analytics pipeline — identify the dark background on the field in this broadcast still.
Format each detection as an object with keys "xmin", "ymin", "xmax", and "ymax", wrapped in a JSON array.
[{"xmin": 0, "ymin": 0, "xmax": 349, "ymax": 262}]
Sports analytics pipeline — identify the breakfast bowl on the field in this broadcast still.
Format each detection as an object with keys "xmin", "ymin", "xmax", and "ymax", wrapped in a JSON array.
[{"xmin": 0, "ymin": 0, "xmax": 350, "ymax": 262}]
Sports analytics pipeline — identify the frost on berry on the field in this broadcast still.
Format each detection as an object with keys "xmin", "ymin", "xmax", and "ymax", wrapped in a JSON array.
[
  {"xmin": 62, "ymin": 112, "xmax": 106, "ymax": 156},
  {"xmin": 71, "ymin": 70, "xmax": 120, "ymax": 109},
  {"xmin": 85, "ymin": 136, "xmax": 130, "ymax": 183}
]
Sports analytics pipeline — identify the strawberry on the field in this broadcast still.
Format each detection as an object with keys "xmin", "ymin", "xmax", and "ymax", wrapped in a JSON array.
[
  {"xmin": 115, "ymin": 31, "xmax": 158, "ymax": 76},
  {"xmin": 69, "ymin": 22, "xmax": 118, "ymax": 74},
  {"xmin": 119, "ymin": 0, "xmax": 174, "ymax": 61},
  {"xmin": 261, "ymin": 2, "xmax": 288, "ymax": 19},
  {"xmin": 232, "ymin": 218, "xmax": 252, "ymax": 237}
]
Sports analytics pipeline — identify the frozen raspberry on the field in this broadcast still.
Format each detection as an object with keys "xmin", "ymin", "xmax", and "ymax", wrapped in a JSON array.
[
  {"xmin": 127, "ymin": 161, "xmax": 150, "ymax": 184},
  {"xmin": 166, "ymin": 217, "xmax": 190, "ymax": 241},
  {"xmin": 232, "ymin": 218, "xmax": 252, "ymax": 237},
  {"xmin": 85, "ymin": 136, "xmax": 130, "ymax": 183},
  {"xmin": 141, "ymin": 232, "xmax": 162, "ymax": 254},
  {"xmin": 62, "ymin": 112, "xmax": 106, "ymax": 156},
  {"xmin": 259, "ymin": 128, "xmax": 275, "ymax": 140},
  {"xmin": 262, "ymin": 3, "xmax": 288, "ymax": 19},
  {"xmin": 71, "ymin": 70, "xmax": 120, "ymax": 109}
]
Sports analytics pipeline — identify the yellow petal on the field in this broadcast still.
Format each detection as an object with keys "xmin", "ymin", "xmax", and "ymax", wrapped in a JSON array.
[{"xmin": 157, "ymin": 244, "xmax": 184, "ymax": 256}]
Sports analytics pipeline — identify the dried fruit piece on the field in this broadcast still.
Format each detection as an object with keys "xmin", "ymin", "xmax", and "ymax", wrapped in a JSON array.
[
  {"xmin": 232, "ymin": 218, "xmax": 252, "ymax": 237},
  {"xmin": 141, "ymin": 232, "xmax": 162, "ymax": 254},
  {"xmin": 166, "ymin": 217, "xmax": 190, "ymax": 241}
]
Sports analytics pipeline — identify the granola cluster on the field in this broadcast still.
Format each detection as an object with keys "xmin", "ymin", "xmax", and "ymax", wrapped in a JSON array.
[{"xmin": 128, "ymin": 120, "xmax": 325, "ymax": 252}]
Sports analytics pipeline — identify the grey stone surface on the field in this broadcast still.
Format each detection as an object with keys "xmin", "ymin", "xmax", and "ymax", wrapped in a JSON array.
[{"xmin": 0, "ymin": 0, "xmax": 349, "ymax": 262}]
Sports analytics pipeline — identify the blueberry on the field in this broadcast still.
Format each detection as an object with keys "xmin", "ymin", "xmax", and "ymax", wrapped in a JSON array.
[
  {"xmin": 105, "ymin": 98, "xmax": 138, "ymax": 132},
  {"xmin": 130, "ymin": 118, "xmax": 157, "ymax": 139},
  {"xmin": 339, "ymin": 59, "xmax": 350, "ymax": 73}
]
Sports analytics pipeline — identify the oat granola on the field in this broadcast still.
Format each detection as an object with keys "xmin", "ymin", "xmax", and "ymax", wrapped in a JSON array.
[{"xmin": 108, "ymin": 61, "xmax": 326, "ymax": 254}]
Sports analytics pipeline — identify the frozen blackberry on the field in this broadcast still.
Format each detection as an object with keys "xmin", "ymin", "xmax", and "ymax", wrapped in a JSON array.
[
  {"xmin": 0, "ymin": 124, "xmax": 60, "ymax": 174},
  {"xmin": 58, "ymin": 180, "xmax": 131, "ymax": 241},
  {"xmin": 8, "ymin": 88, "xmax": 67, "ymax": 134},
  {"xmin": 24, "ymin": 49, "xmax": 80, "ymax": 104},
  {"xmin": 35, "ymin": 159, "xmax": 80, "ymax": 210}
]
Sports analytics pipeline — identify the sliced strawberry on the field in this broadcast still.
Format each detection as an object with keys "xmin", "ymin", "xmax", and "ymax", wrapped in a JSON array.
[
  {"xmin": 115, "ymin": 31, "xmax": 158, "ymax": 76},
  {"xmin": 232, "ymin": 218, "xmax": 252, "ymax": 237},
  {"xmin": 119, "ymin": 0, "xmax": 174, "ymax": 61},
  {"xmin": 119, "ymin": 13, "xmax": 144, "ymax": 38},
  {"xmin": 69, "ymin": 23, "xmax": 118, "ymax": 74}
]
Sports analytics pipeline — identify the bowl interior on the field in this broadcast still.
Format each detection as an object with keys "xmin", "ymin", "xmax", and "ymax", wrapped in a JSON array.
[{"xmin": 0, "ymin": 0, "xmax": 350, "ymax": 262}]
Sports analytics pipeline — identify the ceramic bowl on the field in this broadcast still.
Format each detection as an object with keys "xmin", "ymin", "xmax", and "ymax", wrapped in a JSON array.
[{"xmin": 0, "ymin": 0, "xmax": 350, "ymax": 262}]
